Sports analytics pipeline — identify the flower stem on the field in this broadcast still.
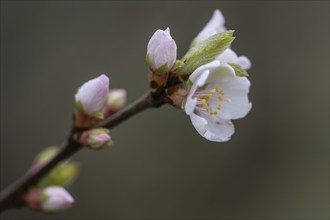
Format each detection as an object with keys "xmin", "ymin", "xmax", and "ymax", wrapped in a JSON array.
[{"xmin": 0, "ymin": 91, "xmax": 164, "ymax": 212}]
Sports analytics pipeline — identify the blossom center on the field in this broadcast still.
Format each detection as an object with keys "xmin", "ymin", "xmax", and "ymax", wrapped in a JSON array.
[{"xmin": 194, "ymin": 86, "xmax": 230, "ymax": 121}]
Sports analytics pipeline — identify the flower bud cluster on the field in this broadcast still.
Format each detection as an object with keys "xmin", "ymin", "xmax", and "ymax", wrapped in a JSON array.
[
  {"xmin": 145, "ymin": 9, "xmax": 252, "ymax": 142},
  {"xmin": 74, "ymin": 74, "xmax": 126, "ymax": 128},
  {"xmin": 30, "ymin": 147, "xmax": 79, "ymax": 188},
  {"xmin": 24, "ymin": 147, "xmax": 79, "ymax": 213},
  {"xmin": 27, "ymin": 68, "xmax": 128, "ymax": 214},
  {"xmin": 73, "ymin": 74, "xmax": 126, "ymax": 150}
]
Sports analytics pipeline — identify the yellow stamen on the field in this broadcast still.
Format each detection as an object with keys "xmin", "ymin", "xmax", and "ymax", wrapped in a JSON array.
[
  {"xmin": 197, "ymin": 86, "xmax": 228, "ymax": 117},
  {"xmin": 209, "ymin": 88, "xmax": 216, "ymax": 93},
  {"xmin": 216, "ymin": 87, "xmax": 225, "ymax": 95},
  {"xmin": 201, "ymin": 99, "xmax": 209, "ymax": 111}
]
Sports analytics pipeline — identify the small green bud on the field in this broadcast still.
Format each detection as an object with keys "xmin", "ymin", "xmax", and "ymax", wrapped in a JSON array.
[
  {"xmin": 80, "ymin": 128, "xmax": 112, "ymax": 150},
  {"xmin": 32, "ymin": 147, "xmax": 79, "ymax": 188},
  {"xmin": 34, "ymin": 146, "xmax": 58, "ymax": 164},
  {"xmin": 103, "ymin": 89, "xmax": 127, "ymax": 118},
  {"xmin": 37, "ymin": 162, "xmax": 79, "ymax": 188}
]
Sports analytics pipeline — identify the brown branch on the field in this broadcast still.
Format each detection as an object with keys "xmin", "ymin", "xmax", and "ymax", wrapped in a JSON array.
[{"xmin": 0, "ymin": 91, "xmax": 165, "ymax": 213}]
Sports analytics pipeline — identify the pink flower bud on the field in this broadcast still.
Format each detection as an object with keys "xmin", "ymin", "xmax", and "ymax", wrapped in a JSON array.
[
  {"xmin": 147, "ymin": 28, "xmax": 177, "ymax": 73},
  {"xmin": 75, "ymin": 74, "xmax": 109, "ymax": 116},
  {"xmin": 25, "ymin": 187, "xmax": 74, "ymax": 212},
  {"xmin": 41, "ymin": 187, "xmax": 74, "ymax": 212},
  {"xmin": 103, "ymin": 89, "xmax": 127, "ymax": 118},
  {"xmin": 80, "ymin": 128, "xmax": 112, "ymax": 150}
]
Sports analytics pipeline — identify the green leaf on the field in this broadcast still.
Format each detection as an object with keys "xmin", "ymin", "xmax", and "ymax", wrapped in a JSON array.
[
  {"xmin": 228, "ymin": 63, "xmax": 249, "ymax": 77},
  {"xmin": 171, "ymin": 60, "xmax": 185, "ymax": 72},
  {"xmin": 189, "ymin": 38, "xmax": 197, "ymax": 49},
  {"xmin": 178, "ymin": 30, "xmax": 235, "ymax": 75}
]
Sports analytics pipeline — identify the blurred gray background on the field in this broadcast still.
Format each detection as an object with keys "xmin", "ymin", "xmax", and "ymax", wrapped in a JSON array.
[{"xmin": 0, "ymin": 1, "xmax": 329, "ymax": 220}]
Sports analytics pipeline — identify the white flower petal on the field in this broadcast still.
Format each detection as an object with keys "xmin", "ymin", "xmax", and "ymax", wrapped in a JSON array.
[
  {"xmin": 185, "ymin": 71, "xmax": 210, "ymax": 115},
  {"xmin": 190, "ymin": 112, "xmax": 208, "ymax": 137},
  {"xmin": 237, "ymin": 56, "xmax": 252, "ymax": 70},
  {"xmin": 147, "ymin": 30, "xmax": 165, "ymax": 52},
  {"xmin": 196, "ymin": 70, "xmax": 210, "ymax": 87},
  {"xmin": 42, "ymin": 187, "xmax": 74, "ymax": 212},
  {"xmin": 205, "ymin": 62, "xmax": 236, "ymax": 84},
  {"xmin": 196, "ymin": 9, "xmax": 226, "ymax": 44},
  {"xmin": 185, "ymin": 98, "xmax": 197, "ymax": 115},
  {"xmin": 191, "ymin": 113, "xmax": 235, "ymax": 142},
  {"xmin": 217, "ymin": 49, "xmax": 252, "ymax": 71},
  {"xmin": 153, "ymin": 40, "xmax": 177, "ymax": 69},
  {"xmin": 204, "ymin": 116, "xmax": 234, "ymax": 142},
  {"xmin": 185, "ymin": 61, "xmax": 251, "ymax": 142},
  {"xmin": 216, "ymin": 48, "xmax": 238, "ymax": 64},
  {"xmin": 75, "ymin": 74, "xmax": 109, "ymax": 115},
  {"xmin": 218, "ymin": 76, "xmax": 252, "ymax": 120},
  {"xmin": 147, "ymin": 28, "xmax": 177, "ymax": 70},
  {"xmin": 189, "ymin": 60, "xmax": 221, "ymax": 83},
  {"xmin": 216, "ymin": 48, "xmax": 252, "ymax": 72}
]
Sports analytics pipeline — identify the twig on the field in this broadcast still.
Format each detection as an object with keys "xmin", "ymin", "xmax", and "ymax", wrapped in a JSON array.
[{"xmin": 0, "ymin": 91, "xmax": 165, "ymax": 212}]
